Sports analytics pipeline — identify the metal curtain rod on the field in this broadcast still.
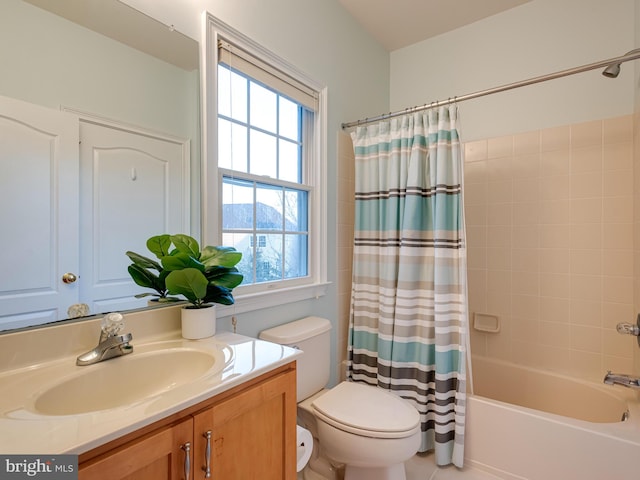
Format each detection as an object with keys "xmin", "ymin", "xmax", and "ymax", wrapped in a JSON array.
[{"xmin": 341, "ymin": 50, "xmax": 640, "ymax": 129}]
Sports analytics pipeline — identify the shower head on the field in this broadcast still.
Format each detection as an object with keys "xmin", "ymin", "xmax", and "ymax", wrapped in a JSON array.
[
  {"xmin": 602, "ymin": 48, "xmax": 640, "ymax": 78},
  {"xmin": 602, "ymin": 63, "xmax": 621, "ymax": 78}
]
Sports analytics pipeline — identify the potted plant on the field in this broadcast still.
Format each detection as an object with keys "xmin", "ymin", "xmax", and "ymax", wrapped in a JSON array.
[
  {"xmin": 126, "ymin": 234, "xmax": 180, "ymax": 304},
  {"xmin": 162, "ymin": 234, "xmax": 243, "ymax": 339}
]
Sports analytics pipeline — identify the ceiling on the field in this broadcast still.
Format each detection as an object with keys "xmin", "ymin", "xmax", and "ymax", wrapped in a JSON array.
[{"xmin": 337, "ymin": 0, "xmax": 532, "ymax": 51}]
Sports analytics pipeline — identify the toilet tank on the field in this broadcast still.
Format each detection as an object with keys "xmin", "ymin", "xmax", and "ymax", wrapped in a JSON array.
[{"xmin": 259, "ymin": 316, "xmax": 331, "ymax": 401}]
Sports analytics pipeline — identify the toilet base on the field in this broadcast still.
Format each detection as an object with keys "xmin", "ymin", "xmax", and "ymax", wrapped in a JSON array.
[{"xmin": 344, "ymin": 463, "xmax": 406, "ymax": 480}]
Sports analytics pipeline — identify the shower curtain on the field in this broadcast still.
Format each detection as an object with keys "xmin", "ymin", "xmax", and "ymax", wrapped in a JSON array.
[{"xmin": 346, "ymin": 106, "xmax": 468, "ymax": 467}]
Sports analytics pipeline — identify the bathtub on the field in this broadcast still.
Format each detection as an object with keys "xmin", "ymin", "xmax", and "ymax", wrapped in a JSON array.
[{"xmin": 465, "ymin": 355, "xmax": 640, "ymax": 480}]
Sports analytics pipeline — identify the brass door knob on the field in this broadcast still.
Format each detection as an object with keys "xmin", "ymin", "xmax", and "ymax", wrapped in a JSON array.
[{"xmin": 62, "ymin": 273, "xmax": 77, "ymax": 284}]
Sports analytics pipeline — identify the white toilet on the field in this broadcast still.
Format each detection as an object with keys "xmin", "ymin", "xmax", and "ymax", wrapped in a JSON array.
[{"xmin": 260, "ymin": 316, "xmax": 421, "ymax": 480}]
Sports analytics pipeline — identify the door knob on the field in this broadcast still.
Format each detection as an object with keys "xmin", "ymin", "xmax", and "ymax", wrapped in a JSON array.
[{"xmin": 62, "ymin": 273, "xmax": 77, "ymax": 284}]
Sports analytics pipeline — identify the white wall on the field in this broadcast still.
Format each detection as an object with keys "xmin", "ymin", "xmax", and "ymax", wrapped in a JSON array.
[
  {"xmin": 390, "ymin": 0, "xmax": 637, "ymax": 142},
  {"xmin": 121, "ymin": 0, "xmax": 390, "ymax": 384}
]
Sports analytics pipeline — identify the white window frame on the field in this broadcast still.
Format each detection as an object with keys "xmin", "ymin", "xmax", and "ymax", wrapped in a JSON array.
[{"xmin": 202, "ymin": 13, "xmax": 328, "ymax": 316}]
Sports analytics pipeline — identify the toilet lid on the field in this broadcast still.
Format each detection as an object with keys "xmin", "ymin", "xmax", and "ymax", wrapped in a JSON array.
[{"xmin": 311, "ymin": 381, "xmax": 420, "ymax": 439}]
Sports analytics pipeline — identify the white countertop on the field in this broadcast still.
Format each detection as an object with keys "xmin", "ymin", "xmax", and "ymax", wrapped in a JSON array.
[{"xmin": 0, "ymin": 331, "xmax": 301, "ymax": 454}]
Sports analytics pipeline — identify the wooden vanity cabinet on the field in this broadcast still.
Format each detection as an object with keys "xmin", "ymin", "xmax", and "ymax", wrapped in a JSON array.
[
  {"xmin": 78, "ymin": 363, "xmax": 297, "ymax": 480},
  {"xmin": 78, "ymin": 418, "xmax": 193, "ymax": 480}
]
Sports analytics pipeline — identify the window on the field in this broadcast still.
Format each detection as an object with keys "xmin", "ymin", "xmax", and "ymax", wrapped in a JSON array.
[{"xmin": 207, "ymin": 26, "xmax": 327, "ymax": 304}]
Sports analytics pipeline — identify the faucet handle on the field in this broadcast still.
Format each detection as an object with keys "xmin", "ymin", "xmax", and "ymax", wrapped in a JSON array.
[
  {"xmin": 101, "ymin": 312, "xmax": 125, "ymax": 336},
  {"xmin": 616, "ymin": 314, "xmax": 640, "ymax": 347},
  {"xmin": 616, "ymin": 322, "xmax": 640, "ymax": 336}
]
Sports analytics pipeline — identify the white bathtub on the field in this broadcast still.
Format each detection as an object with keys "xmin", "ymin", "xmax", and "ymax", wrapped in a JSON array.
[{"xmin": 465, "ymin": 355, "xmax": 640, "ymax": 479}]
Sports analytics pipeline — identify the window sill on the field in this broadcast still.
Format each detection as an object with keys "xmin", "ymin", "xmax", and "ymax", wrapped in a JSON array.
[{"xmin": 216, "ymin": 281, "xmax": 331, "ymax": 318}]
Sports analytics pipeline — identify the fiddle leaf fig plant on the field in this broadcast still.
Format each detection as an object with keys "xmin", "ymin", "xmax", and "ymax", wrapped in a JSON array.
[
  {"xmin": 125, "ymin": 234, "xmax": 179, "ymax": 303},
  {"xmin": 162, "ymin": 234, "xmax": 243, "ymax": 308}
]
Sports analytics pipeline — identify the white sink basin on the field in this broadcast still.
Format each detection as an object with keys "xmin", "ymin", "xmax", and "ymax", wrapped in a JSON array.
[{"xmin": 32, "ymin": 347, "xmax": 225, "ymax": 416}]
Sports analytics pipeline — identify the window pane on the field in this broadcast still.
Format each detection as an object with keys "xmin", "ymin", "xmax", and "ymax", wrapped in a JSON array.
[
  {"xmin": 284, "ymin": 189, "xmax": 307, "ymax": 232},
  {"xmin": 249, "ymin": 130, "xmax": 276, "ymax": 177},
  {"xmin": 284, "ymin": 234, "xmax": 307, "ymax": 279},
  {"xmin": 255, "ymin": 234, "xmax": 282, "ymax": 283},
  {"xmin": 223, "ymin": 178, "xmax": 254, "ymax": 229},
  {"xmin": 256, "ymin": 183, "xmax": 283, "ymax": 230},
  {"xmin": 250, "ymin": 82, "xmax": 276, "ymax": 132},
  {"xmin": 279, "ymin": 97, "xmax": 299, "ymax": 140},
  {"xmin": 223, "ymin": 232, "xmax": 254, "ymax": 284},
  {"xmin": 218, "ymin": 119, "xmax": 248, "ymax": 172},
  {"xmin": 279, "ymin": 139, "xmax": 300, "ymax": 183},
  {"xmin": 218, "ymin": 65, "xmax": 247, "ymax": 122}
]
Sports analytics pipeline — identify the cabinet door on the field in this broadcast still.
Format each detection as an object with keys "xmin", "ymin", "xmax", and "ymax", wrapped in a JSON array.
[
  {"xmin": 194, "ymin": 370, "xmax": 297, "ymax": 480},
  {"xmin": 79, "ymin": 418, "xmax": 193, "ymax": 480}
]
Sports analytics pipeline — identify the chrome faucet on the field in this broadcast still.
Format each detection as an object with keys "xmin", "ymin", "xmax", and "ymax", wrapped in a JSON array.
[
  {"xmin": 76, "ymin": 313, "xmax": 133, "ymax": 366},
  {"xmin": 603, "ymin": 371, "xmax": 640, "ymax": 390}
]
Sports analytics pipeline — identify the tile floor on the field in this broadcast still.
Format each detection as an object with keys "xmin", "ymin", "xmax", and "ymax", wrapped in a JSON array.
[{"xmin": 405, "ymin": 453, "xmax": 501, "ymax": 480}]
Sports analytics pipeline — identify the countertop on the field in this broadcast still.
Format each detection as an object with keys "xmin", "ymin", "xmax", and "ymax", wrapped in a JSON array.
[{"xmin": 0, "ymin": 331, "xmax": 301, "ymax": 454}]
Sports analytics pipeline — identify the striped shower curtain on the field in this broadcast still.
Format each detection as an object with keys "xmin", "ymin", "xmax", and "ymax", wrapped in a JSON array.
[{"xmin": 346, "ymin": 106, "xmax": 468, "ymax": 467}]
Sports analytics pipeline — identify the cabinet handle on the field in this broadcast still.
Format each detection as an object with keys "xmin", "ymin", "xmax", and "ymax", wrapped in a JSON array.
[
  {"xmin": 202, "ymin": 430, "xmax": 212, "ymax": 478},
  {"xmin": 181, "ymin": 442, "xmax": 191, "ymax": 480}
]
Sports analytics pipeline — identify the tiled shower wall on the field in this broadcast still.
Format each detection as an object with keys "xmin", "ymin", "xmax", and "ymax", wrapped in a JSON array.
[
  {"xmin": 465, "ymin": 115, "xmax": 636, "ymax": 382},
  {"xmin": 337, "ymin": 131, "xmax": 355, "ymax": 370},
  {"xmin": 336, "ymin": 116, "xmax": 637, "ymax": 383}
]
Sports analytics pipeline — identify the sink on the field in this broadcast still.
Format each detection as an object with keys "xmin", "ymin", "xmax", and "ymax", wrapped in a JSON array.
[{"xmin": 32, "ymin": 347, "xmax": 224, "ymax": 416}]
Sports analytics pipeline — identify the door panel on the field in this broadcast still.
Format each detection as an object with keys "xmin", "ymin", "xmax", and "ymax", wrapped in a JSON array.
[
  {"xmin": 0, "ymin": 95, "xmax": 79, "ymax": 329},
  {"xmin": 79, "ymin": 120, "xmax": 189, "ymax": 313}
]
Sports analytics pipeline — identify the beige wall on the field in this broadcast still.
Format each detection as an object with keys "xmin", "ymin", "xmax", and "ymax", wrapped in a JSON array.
[
  {"xmin": 465, "ymin": 115, "xmax": 636, "ymax": 382},
  {"xmin": 337, "ymin": 132, "xmax": 356, "ymax": 369},
  {"xmin": 634, "ymin": 109, "xmax": 640, "ymax": 375}
]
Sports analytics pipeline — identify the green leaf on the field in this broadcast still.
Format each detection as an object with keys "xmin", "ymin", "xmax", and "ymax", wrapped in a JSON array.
[
  {"xmin": 202, "ymin": 284, "xmax": 236, "ymax": 305},
  {"xmin": 200, "ymin": 246, "xmax": 242, "ymax": 268},
  {"xmin": 165, "ymin": 268, "xmax": 208, "ymax": 305},
  {"xmin": 146, "ymin": 234, "xmax": 172, "ymax": 259},
  {"xmin": 127, "ymin": 264, "xmax": 164, "ymax": 295},
  {"xmin": 126, "ymin": 251, "xmax": 162, "ymax": 272},
  {"xmin": 205, "ymin": 267, "xmax": 244, "ymax": 289},
  {"xmin": 161, "ymin": 253, "xmax": 205, "ymax": 272},
  {"xmin": 170, "ymin": 234, "xmax": 200, "ymax": 259}
]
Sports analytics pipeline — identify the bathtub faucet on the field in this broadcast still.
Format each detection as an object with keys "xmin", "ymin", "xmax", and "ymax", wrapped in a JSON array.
[{"xmin": 603, "ymin": 371, "xmax": 640, "ymax": 390}]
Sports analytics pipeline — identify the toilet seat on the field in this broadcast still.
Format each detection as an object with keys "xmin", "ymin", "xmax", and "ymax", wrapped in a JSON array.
[{"xmin": 312, "ymin": 381, "xmax": 420, "ymax": 439}]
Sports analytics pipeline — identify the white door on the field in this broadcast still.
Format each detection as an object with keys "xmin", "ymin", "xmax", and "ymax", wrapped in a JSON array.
[
  {"xmin": 79, "ymin": 119, "xmax": 190, "ymax": 314},
  {"xmin": 0, "ymin": 95, "xmax": 79, "ymax": 329}
]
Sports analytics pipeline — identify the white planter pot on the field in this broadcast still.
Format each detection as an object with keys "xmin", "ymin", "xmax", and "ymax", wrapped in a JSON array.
[{"xmin": 181, "ymin": 304, "xmax": 216, "ymax": 339}]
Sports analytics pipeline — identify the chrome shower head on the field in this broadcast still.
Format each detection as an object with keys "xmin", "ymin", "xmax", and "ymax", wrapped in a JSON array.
[
  {"xmin": 602, "ymin": 48, "xmax": 640, "ymax": 78},
  {"xmin": 602, "ymin": 63, "xmax": 621, "ymax": 78}
]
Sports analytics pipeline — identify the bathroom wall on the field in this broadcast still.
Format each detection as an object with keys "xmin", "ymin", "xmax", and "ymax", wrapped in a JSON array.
[
  {"xmin": 633, "ymin": 0, "xmax": 640, "ymax": 376},
  {"xmin": 465, "ymin": 115, "xmax": 635, "ymax": 382},
  {"xmin": 390, "ymin": 0, "xmax": 636, "ymax": 142},
  {"xmin": 336, "ymin": 131, "xmax": 356, "ymax": 368},
  {"xmin": 119, "ymin": 0, "xmax": 390, "ymax": 384},
  {"xmin": 385, "ymin": 0, "xmax": 640, "ymax": 380}
]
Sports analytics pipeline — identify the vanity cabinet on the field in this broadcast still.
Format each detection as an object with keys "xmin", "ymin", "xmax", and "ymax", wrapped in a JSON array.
[
  {"xmin": 78, "ymin": 363, "xmax": 297, "ymax": 480},
  {"xmin": 78, "ymin": 418, "xmax": 192, "ymax": 480}
]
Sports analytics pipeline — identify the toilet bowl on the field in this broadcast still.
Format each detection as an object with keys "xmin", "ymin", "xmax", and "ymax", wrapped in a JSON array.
[
  {"xmin": 260, "ymin": 317, "xmax": 421, "ymax": 480},
  {"xmin": 310, "ymin": 381, "xmax": 420, "ymax": 480}
]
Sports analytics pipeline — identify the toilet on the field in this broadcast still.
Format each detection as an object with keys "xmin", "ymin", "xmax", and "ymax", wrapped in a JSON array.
[{"xmin": 260, "ymin": 317, "xmax": 421, "ymax": 480}]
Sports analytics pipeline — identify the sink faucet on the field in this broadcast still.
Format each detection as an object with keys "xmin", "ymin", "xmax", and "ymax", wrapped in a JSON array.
[
  {"xmin": 603, "ymin": 371, "xmax": 640, "ymax": 390},
  {"xmin": 76, "ymin": 313, "xmax": 133, "ymax": 366}
]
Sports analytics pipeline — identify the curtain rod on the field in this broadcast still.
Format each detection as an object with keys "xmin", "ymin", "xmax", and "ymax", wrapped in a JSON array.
[{"xmin": 341, "ymin": 50, "xmax": 640, "ymax": 129}]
